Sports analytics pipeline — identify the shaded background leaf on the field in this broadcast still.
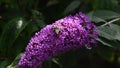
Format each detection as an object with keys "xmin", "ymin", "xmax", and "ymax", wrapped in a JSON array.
[
  {"xmin": 0, "ymin": 18, "xmax": 28, "ymax": 56},
  {"xmin": 64, "ymin": 0, "xmax": 81, "ymax": 15},
  {"xmin": 87, "ymin": 10, "xmax": 120, "ymax": 23}
]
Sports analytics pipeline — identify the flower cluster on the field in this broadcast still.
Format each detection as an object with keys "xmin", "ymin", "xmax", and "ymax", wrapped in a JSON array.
[{"xmin": 18, "ymin": 12, "xmax": 98, "ymax": 68}]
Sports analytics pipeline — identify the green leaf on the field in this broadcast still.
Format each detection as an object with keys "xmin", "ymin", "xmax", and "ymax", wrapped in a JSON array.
[
  {"xmin": 98, "ymin": 24, "xmax": 120, "ymax": 41},
  {"xmin": 97, "ymin": 37, "xmax": 120, "ymax": 50},
  {"xmin": 64, "ymin": 0, "xmax": 81, "ymax": 14},
  {"xmin": 87, "ymin": 10, "xmax": 120, "ymax": 23},
  {"xmin": 7, "ymin": 53, "xmax": 23, "ymax": 68},
  {"xmin": 93, "ymin": 10, "xmax": 120, "ymax": 19},
  {"xmin": 109, "ymin": 24, "xmax": 120, "ymax": 41},
  {"xmin": 0, "ymin": 18, "xmax": 28, "ymax": 55},
  {"xmin": 87, "ymin": 11, "xmax": 107, "ymax": 23},
  {"xmin": 98, "ymin": 26, "xmax": 117, "ymax": 40},
  {"xmin": 96, "ymin": 38, "xmax": 112, "ymax": 47},
  {"xmin": 92, "ymin": 0, "xmax": 119, "ymax": 10},
  {"xmin": 98, "ymin": 24, "xmax": 120, "ymax": 50}
]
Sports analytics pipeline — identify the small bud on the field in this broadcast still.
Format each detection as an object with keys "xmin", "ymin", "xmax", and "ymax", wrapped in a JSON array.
[{"xmin": 85, "ymin": 45, "xmax": 92, "ymax": 50}]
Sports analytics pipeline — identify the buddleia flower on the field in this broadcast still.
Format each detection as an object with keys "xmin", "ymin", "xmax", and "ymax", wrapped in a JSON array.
[{"xmin": 18, "ymin": 12, "xmax": 98, "ymax": 68}]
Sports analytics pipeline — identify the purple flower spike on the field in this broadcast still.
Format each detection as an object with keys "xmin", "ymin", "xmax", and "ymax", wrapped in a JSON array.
[{"xmin": 18, "ymin": 12, "xmax": 98, "ymax": 68}]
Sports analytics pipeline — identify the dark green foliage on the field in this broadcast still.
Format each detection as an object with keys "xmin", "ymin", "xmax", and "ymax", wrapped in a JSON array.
[{"xmin": 0, "ymin": 0, "xmax": 120, "ymax": 68}]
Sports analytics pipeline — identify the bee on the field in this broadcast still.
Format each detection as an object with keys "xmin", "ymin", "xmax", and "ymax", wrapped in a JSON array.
[{"xmin": 53, "ymin": 24, "xmax": 61, "ymax": 34}]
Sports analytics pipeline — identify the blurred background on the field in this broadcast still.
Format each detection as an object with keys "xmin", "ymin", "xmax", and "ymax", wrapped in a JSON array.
[{"xmin": 0, "ymin": 0, "xmax": 120, "ymax": 68}]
